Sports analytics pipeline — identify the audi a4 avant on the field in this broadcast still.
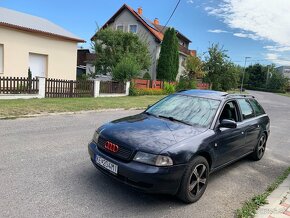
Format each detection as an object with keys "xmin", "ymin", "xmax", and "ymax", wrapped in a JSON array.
[{"xmin": 88, "ymin": 90, "xmax": 270, "ymax": 203}]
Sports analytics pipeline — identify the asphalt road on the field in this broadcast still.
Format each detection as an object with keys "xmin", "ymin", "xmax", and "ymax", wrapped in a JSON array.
[{"xmin": 0, "ymin": 91, "xmax": 289, "ymax": 218}]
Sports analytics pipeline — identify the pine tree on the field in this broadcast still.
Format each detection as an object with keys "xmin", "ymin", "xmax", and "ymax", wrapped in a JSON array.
[{"xmin": 157, "ymin": 28, "xmax": 179, "ymax": 81}]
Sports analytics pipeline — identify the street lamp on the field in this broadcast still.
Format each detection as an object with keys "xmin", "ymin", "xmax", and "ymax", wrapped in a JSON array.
[{"xmin": 240, "ymin": 57, "xmax": 251, "ymax": 93}]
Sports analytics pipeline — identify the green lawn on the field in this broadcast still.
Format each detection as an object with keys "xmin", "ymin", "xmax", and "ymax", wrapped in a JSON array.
[
  {"xmin": 0, "ymin": 95, "xmax": 165, "ymax": 118},
  {"xmin": 279, "ymin": 92, "xmax": 290, "ymax": 97}
]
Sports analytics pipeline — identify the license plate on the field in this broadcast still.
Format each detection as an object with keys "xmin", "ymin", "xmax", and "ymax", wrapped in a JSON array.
[{"xmin": 95, "ymin": 155, "xmax": 118, "ymax": 175}]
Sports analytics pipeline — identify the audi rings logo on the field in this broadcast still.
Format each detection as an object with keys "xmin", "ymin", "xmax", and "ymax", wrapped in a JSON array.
[{"xmin": 105, "ymin": 141, "xmax": 119, "ymax": 153}]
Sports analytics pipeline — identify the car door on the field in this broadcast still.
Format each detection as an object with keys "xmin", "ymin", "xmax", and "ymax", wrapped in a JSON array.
[
  {"xmin": 212, "ymin": 100, "xmax": 246, "ymax": 168},
  {"xmin": 237, "ymin": 98, "xmax": 261, "ymax": 153}
]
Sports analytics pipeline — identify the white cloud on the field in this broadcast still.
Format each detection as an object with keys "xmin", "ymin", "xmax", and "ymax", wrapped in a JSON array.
[
  {"xmin": 263, "ymin": 45, "xmax": 290, "ymax": 52},
  {"xmin": 205, "ymin": 0, "xmax": 290, "ymax": 66},
  {"xmin": 233, "ymin": 32, "xmax": 262, "ymax": 41},
  {"xmin": 265, "ymin": 53, "xmax": 290, "ymax": 66},
  {"xmin": 208, "ymin": 29, "xmax": 229, "ymax": 33},
  {"xmin": 187, "ymin": 0, "xmax": 194, "ymax": 4}
]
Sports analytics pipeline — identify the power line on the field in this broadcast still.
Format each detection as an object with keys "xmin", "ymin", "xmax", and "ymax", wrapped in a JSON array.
[
  {"xmin": 162, "ymin": 0, "xmax": 181, "ymax": 31},
  {"xmin": 232, "ymin": 58, "xmax": 290, "ymax": 63}
]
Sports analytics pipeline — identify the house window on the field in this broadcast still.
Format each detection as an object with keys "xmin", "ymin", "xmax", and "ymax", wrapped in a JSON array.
[
  {"xmin": 0, "ymin": 44, "xmax": 3, "ymax": 73},
  {"xmin": 116, "ymin": 25, "xmax": 124, "ymax": 31},
  {"xmin": 129, "ymin": 24, "xmax": 138, "ymax": 33}
]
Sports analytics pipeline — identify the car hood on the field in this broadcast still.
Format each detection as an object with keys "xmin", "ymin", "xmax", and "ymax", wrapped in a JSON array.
[{"xmin": 98, "ymin": 113, "xmax": 206, "ymax": 154}]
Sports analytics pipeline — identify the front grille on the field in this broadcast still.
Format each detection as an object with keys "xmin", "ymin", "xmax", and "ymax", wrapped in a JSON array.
[{"xmin": 97, "ymin": 136, "xmax": 133, "ymax": 161}]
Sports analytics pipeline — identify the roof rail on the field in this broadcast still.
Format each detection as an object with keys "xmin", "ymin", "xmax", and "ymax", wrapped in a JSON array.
[
  {"xmin": 225, "ymin": 94, "xmax": 255, "ymax": 99},
  {"xmin": 177, "ymin": 89, "xmax": 188, "ymax": 92}
]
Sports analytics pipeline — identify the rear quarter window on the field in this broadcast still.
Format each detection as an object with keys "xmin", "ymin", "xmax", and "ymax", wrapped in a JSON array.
[
  {"xmin": 237, "ymin": 99, "xmax": 255, "ymax": 120},
  {"xmin": 249, "ymin": 99, "xmax": 265, "ymax": 116}
]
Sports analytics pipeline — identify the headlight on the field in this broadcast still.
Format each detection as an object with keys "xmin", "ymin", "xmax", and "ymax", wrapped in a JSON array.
[
  {"xmin": 133, "ymin": 151, "xmax": 173, "ymax": 166},
  {"xmin": 93, "ymin": 131, "xmax": 99, "ymax": 143}
]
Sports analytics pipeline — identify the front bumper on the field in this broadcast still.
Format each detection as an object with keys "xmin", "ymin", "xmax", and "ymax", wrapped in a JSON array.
[{"xmin": 88, "ymin": 141, "xmax": 186, "ymax": 195}]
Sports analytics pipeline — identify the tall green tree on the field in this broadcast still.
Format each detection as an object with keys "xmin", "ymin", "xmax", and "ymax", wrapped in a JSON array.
[
  {"xmin": 204, "ymin": 43, "xmax": 229, "ymax": 90},
  {"xmin": 112, "ymin": 54, "xmax": 141, "ymax": 82},
  {"xmin": 204, "ymin": 43, "xmax": 239, "ymax": 91},
  {"xmin": 221, "ymin": 62, "xmax": 240, "ymax": 91},
  {"xmin": 157, "ymin": 28, "xmax": 179, "ymax": 81},
  {"xmin": 92, "ymin": 28, "xmax": 151, "ymax": 77},
  {"xmin": 184, "ymin": 56, "xmax": 205, "ymax": 80},
  {"xmin": 246, "ymin": 64, "xmax": 267, "ymax": 88}
]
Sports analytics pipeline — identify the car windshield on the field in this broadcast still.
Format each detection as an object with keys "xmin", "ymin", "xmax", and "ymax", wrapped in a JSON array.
[{"xmin": 146, "ymin": 94, "xmax": 220, "ymax": 128}]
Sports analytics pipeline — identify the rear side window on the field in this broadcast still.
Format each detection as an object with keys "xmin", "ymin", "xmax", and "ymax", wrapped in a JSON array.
[
  {"xmin": 249, "ymin": 99, "xmax": 265, "ymax": 116},
  {"xmin": 237, "ymin": 99, "xmax": 255, "ymax": 120}
]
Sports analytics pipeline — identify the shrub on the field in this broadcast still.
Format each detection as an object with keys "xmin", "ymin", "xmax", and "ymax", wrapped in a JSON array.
[
  {"xmin": 112, "ymin": 54, "xmax": 141, "ymax": 82},
  {"xmin": 129, "ymin": 86, "xmax": 166, "ymax": 96},
  {"xmin": 129, "ymin": 82, "xmax": 138, "ymax": 96},
  {"xmin": 142, "ymin": 72, "xmax": 151, "ymax": 80},
  {"xmin": 176, "ymin": 76, "xmax": 197, "ymax": 91},
  {"xmin": 164, "ymin": 82, "xmax": 176, "ymax": 94},
  {"xmin": 135, "ymin": 88, "xmax": 166, "ymax": 95}
]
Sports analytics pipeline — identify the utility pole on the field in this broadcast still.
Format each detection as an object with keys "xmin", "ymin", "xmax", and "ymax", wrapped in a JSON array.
[
  {"xmin": 240, "ymin": 57, "xmax": 251, "ymax": 93},
  {"xmin": 266, "ymin": 65, "xmax": 270, "ymax": 88}
]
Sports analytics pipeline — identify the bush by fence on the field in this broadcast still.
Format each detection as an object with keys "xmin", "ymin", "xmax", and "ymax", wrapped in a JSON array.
[{"xmin": 130, "ymin": 78, "xmax": 209, "ymax": 96}]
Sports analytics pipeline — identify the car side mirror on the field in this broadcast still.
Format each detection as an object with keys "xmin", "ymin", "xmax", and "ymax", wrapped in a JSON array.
[{"xmin": 219, "ymin": 119, "xmax": 237, "ymax": 129}]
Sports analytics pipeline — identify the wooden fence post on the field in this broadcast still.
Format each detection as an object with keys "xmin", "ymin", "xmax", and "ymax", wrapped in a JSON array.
[{"xmin": 69, "ymin": 80, "xmax": 73, "ymax": 97}]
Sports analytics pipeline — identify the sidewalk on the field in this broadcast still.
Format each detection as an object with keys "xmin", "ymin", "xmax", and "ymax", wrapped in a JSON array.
[{"xmin": 256, "ymin": 175, "xmax": 290, "ymax": 218}]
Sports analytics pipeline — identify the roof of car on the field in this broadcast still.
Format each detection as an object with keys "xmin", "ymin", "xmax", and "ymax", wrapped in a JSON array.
[{"xmin": 177, "ymin": 89, "xmax": 254, "ymax": 100}]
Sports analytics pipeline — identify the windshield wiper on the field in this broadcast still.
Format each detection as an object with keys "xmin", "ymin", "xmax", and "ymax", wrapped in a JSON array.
[
  {"xmin": 158, "ymin": 115, "xmax": 192, "ymax": 126},
  {"xmin": 144, "ymin": 111, "xmax": 158, "ymax": 117}
]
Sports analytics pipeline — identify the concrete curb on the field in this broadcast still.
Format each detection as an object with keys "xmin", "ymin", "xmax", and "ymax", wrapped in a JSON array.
[
  {"xmin": 255, "ymin": 175, "xmax": 290, "ymax": 218},
  {"xmin": 0, "ymin": 107, "xmax": 145, "ymax": 120}
]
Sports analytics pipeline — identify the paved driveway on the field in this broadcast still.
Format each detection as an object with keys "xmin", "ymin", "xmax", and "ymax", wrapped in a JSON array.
[{"xmin": 0, "ymin": 91, "xmax": 289, "ymax": 218}]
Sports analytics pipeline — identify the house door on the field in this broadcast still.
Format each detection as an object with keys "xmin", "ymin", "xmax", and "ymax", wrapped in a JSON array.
[{"xmin": 29, "ymin": 53, "xmax": 47, "ymax": 78}]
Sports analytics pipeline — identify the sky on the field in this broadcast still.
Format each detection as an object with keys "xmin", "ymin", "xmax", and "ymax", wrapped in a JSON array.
[{"xmin": 1, "ymin": 0, "xmax": 290, "ymax": 67}]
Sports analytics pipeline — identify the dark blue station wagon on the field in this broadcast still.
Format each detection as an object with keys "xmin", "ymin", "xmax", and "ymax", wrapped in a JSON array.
[{"xmin": 88, "ymin": 90, "xmax": 270, "ymax": 203}]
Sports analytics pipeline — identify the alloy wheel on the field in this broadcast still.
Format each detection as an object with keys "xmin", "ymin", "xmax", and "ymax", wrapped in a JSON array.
[
  {"xmin": 188, "ymin": 164, "xmax": 207, "ymax": 196},
  {"xmin": 258, "ymin": 135, "xmax": 266, "ymax": 158}
]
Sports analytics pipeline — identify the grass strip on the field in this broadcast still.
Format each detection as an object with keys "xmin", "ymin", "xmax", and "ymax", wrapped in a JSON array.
[
  {"xmin": 0, "ymin": 95, "xmax": 165, "ymax": 118},
  {"xmin": 236, "ymin": 167, "xmax": 290, "ymax": 218}
]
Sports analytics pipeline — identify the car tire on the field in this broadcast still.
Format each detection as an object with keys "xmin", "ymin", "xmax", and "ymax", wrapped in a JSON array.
[
  {"xmin": 177, "ymin": 156, "xmax": 209, "ymax": 203},
  {"xmin": 251, "ymin": 133, "xmax": 267, "ymax": 161}
]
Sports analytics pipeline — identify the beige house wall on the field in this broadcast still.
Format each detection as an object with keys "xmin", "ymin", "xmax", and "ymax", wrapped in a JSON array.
[{"xmin": 0, "ymin": 26, "xmax": 78, "ymax": 80}]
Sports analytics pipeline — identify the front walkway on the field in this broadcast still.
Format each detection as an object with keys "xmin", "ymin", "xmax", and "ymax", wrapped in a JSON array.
[{"xmin": 256, "ymin": 175, "xmax": 290, "ymax": 218}]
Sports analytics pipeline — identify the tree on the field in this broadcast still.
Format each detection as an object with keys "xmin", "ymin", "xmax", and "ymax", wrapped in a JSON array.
[
  {"xmin": 204, "ymin": 43, "xmax": 239, "ymax": 91},
  {"xmin": 28, "ymin": 68, "xmax": 32, "ymax": 90},
  {"xmin": 221, "ymin": 62, "xmax": 240, "ymax": 91},
  {"xmin": 267, "ymin": 70, "xmax": 288, "ymax": 91},
  {"xmin": 157, "ymin": 28, "xmax": 179, "ymax": 81},
  {"xmin": 184, "ymin": 56, "xmax": 205, "ymax": 80},
  {"xmin": 92, "ymin": 28, "xmax": 151, "ymax": 77},
  {"xmin": 246, "ymin": 64, "xmax": 267, "ymax": 88},
  {"xmin": 204, "ymin": 43, "xmax": 229, "ymax": 90},
  {"xmin": 112, "ymin": 54, "xmax": 141, "ymax": 82}
]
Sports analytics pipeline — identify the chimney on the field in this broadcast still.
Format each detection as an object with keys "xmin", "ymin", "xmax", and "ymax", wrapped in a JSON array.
[
  {"xmin": 137, "ymin": 7, "xmax": 143, "ymax": 15},
  {"xmin": 190, "ymin": 50, "xmax": 197, "ymax": 57},
  {"xmin": 154, "ymin": 18, "xmax": 159, "ymax": 25}
]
